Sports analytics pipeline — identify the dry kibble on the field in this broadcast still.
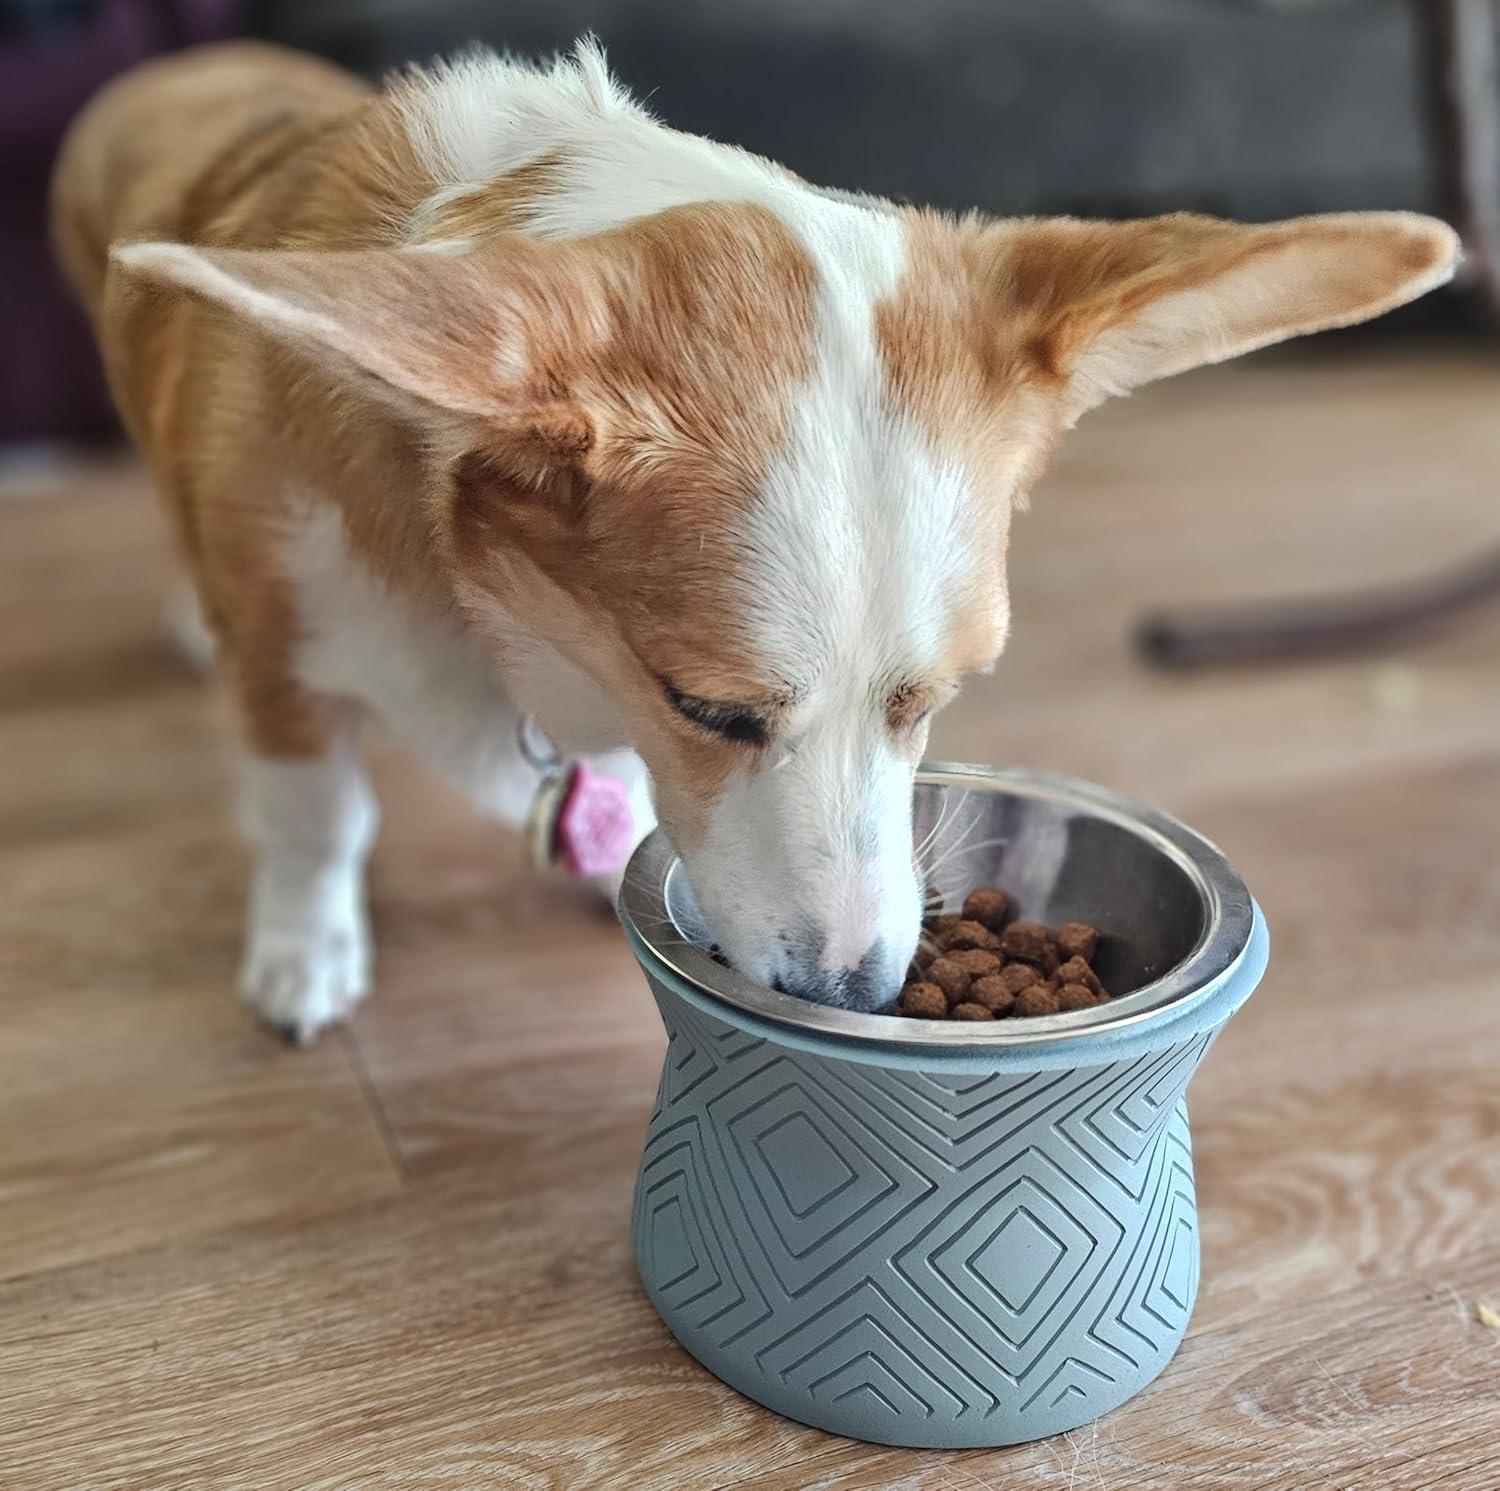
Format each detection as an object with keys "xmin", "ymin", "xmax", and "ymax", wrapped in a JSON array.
[
  {"xmin": 994, "ymin": 963, "xmax": 1040, "ymax": 996},
  {"xmin": 899, "ymin": 981, "xmax": 949, "ymax": 1019},
  {"xmin": 999, "ymin": 921, "xmax": 1054, "ymax": 966},
  {"xmin": 1057, "ymin": 982, "xmax": 1099, "ymax": 1012},
  {"xmin": 1056, "ymin": 922, "xmax": 1101, "ymax": 963},
  {"xmin": 894, "ymin": 887, "xmax": 1117, "ymax": 1023},
  {"xmin": 927, "ymin": 957, "xmax": 972, "ymax": 1002},
  {"xmin": 1055, "ymin": 956, "xmax": 1104, "ymax": 996},
  {"xmin": 1014, "ymin": 981, "xmax": 1063, "ymax": 1017},
  {"xmin": 970, "ymin": 974, "xmax": 1016, "ymax": 1014},
  {"xmin": 961, "ymin": 888, "xmax": 1010, "ymax": 931},
  {"xmin": 940, "ymin": 920, "xmax": 1001, "ymax": 953},
  {"xmin": 946, "ymin": 948, "xmax": 1002, "ymax": 979}
]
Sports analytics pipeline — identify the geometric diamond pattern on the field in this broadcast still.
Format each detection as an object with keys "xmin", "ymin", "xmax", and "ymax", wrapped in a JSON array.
[
  {"xmin": 960, "ymin": 1199, "xmax": 1068, "ymax": 1315},
  {"xmin": 634, "ymin": 975, "xmax": 1221, "ymax": 1448}
]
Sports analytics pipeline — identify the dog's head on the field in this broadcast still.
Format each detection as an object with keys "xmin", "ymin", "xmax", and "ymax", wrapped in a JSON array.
[{"xmin": 117, "ymin": 200, "xmax": 1456, "ymax": 1007}]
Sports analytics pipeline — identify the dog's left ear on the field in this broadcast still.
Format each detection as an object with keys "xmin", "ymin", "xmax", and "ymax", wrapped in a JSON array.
[
  {"xmin": 108, "ymin": 237, "xmax": 605, "ymax": 446},
  {"xmin": 1004, "ymin": 210, "xmax": 1460, "ymax": 412}
]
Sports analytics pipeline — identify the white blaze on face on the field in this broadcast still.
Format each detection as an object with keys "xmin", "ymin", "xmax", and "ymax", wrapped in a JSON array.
[{"xmin": 679, "ymin": 201, "xmax": 987, "ymax": 1009}]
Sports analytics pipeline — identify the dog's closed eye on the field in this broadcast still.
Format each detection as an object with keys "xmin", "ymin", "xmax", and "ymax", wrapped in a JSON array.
[{"xmin": 660, "ymin": 678, "xmax": 770, "ymax": 747}]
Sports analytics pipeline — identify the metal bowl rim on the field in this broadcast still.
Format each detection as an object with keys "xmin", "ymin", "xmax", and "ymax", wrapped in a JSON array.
[{"xmin": 617, "ymin": 763, "xmax": 1255, "ymax": 1050}]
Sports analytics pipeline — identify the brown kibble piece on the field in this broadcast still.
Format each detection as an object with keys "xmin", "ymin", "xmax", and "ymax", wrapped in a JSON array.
[
  {"xmin": 1056, "ymin": 922, "xmax": 1100, "ymax": 962},
  {"xmin": 941, "ymin": 920, "xmax": 1001, "ymax": 953},
  {"xmin": 899, "ymin": 981, "xmax": 949, "ymax": 1019},
  {"xmin": 961, "ymin": 888, "xmax": 1010, "ymax": 931},
  {"xmin": 999, "ymin": 921, "xmax": 1053, "ymax": 965},
  {"xmin": 927, "ymin": 957, "xmax": 972, "ymax": 1001},
  {"xmin": 1055, "ymin": 956, "xmax": 1104, "ymax": 995},
  {"xmin": 896, "ymin": 888, "xmax": 1114, "ymax": 1022},
  {"xmin": 1014, "ymin": 981, "xmax": 1062, "ymax": 1017},
  {"xmin": 994, "ymin": 963, "xmax": 1040, "ymax": 996},
  {"xmin": 970, "ymin": 974, "xmax": 1016, "ymax": 1014},
  {"xmin": 1057, "ymin": 982, "xmax": 1099, "ymax": 1011},
  {"xmin": 946, "ymin": 948, "xmax": 1002, "ymax": 978},
  {"xmin": 951, "ymin": 1002, "xmax": 993, "ymax": 1021}
]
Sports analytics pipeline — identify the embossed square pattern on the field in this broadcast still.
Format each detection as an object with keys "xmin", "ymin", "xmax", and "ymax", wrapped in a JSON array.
[{"xmin": 634, "ymin": 991, "xmax": 1229, "ymax": 1447}]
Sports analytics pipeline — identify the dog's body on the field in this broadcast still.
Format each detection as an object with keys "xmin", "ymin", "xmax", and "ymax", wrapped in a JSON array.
[{"xmin": 53, "ymin": 40, "xmax": 1457, "ymax": 1041}]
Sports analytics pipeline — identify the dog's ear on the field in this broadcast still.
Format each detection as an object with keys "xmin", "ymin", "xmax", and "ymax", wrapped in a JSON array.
[
  {"xmin": 109, "ymin": 237, "xmax": 605, "ymax": 447},
  {"xmin": 1004, "ymin": 211, "xmax": 1459, "ymax": 412}
]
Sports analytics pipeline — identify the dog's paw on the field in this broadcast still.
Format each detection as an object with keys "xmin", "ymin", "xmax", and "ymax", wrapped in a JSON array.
[{"xmin": 239, "ymin": 919, "xmax": 370, "ymax": 1046}]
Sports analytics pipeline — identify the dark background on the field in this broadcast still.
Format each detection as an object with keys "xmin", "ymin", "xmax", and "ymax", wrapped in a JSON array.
[{"xmin": 0, "ymin": 0, "xmax": 1483, "ymax": 446}]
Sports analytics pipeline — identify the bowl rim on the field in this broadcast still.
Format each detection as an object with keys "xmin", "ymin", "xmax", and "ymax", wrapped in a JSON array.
[{"xmin": 617, "ymin": 763, "xmax": 1256, "ymax": 1050}]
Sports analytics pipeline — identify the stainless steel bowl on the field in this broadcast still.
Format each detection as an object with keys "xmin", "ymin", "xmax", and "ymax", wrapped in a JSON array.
[{"xmin": 618, "ymin": 763, "xmax": 1255, "ymax": 1048}]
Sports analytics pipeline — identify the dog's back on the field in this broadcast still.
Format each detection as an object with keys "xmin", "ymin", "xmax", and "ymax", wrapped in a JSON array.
[{"xmin": 52, "ymin": 43, "xmax": 365, "ymax": 313}]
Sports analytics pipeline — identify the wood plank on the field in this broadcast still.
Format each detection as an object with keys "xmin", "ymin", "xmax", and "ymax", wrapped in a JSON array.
[
  {"xmin": 0, "ymin": 483, "xmax": 401, "ymax": 1278},
  {"xmin": 6, "ymin": 351, "xmax": 1500, "ymax": 1488},
  {"xmin": 933, "ymin": 347, "xmax": 1500, "ymax": 815},
  {"xmin": 718, "ymin": 1247, "xmax": 1500, "ymax": 1491},
  {"xmin": 0, "ymin": 809, "xmax": 401, "ymax": 1281}
]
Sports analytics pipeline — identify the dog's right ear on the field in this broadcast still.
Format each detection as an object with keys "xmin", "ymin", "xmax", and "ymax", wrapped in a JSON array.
[
  {"xmin": 995, "ymin": 210, "xmax": 1461, "ymax": 415},
  {"xmin": 109, "ymin": 237, "xmax": 607, "ymax": 457}
]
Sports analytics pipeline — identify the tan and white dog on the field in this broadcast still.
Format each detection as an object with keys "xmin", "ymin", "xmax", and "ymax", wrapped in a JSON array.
[{"xmin": 53, "ymin": 39, "xmax": 1456, "ymax": 1041}]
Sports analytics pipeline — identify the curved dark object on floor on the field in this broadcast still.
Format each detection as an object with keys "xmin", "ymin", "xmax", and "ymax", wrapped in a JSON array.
[{"xmin": 1137, "ymin": 540, "xmax": 1500, "ymax": 668}]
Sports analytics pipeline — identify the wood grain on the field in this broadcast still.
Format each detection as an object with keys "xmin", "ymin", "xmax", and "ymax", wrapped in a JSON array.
[{"xmin": 5, "ymin": 349, "xmax": 1500, "ymax": 1488}]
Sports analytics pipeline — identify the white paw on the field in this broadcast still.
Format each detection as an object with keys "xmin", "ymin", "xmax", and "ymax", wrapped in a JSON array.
[{"xmin": 239, "ymin": 918, "xmax": 371, "ymax": 1046}]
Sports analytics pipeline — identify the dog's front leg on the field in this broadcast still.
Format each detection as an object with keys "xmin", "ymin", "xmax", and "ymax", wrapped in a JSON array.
[{"xmin": 238, "ymin": 724, "xmax": 378, "ymax": 1044}]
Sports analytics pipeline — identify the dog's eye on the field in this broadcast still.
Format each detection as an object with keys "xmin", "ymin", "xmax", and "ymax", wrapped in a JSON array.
[
  {"xmin": 886, "ymin": 679, "xmax": 956, "ymax": 735},
  {"xmin": 662, "ymin": 679, "xmax": 770, "ymax": 747}
]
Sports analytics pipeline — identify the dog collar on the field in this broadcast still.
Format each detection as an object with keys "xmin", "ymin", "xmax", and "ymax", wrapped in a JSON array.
[{"xmin": 518, "ymin": 715, "xmax": 636, "ymax": 878}]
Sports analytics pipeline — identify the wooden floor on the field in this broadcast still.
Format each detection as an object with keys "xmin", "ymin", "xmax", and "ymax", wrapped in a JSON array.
[{"xmin": 4, "ymin": 346, "xmax": 1500, "ymax": 1490}]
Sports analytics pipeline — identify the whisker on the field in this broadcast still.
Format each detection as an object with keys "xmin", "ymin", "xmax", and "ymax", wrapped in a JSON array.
[
  {"xmin": 912, "ymin": 791, "xmax": 960, "ymax": 865},
  {"xmin": 919, "ymin": 832, "xmax": 1012, "ymax": 889},
  {"xmin": 914, "ymin": 797, "xmax": 989, "ymax": 883},
  {"xmin": 914, "ymin": 795, "xmax": 980, "ymax": 874}
]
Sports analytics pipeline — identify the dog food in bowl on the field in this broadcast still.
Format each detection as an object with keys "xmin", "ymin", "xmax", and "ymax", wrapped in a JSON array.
[{"xmin": 899, "ymin": 886, "xmax": 1110, "ymax": 1020}]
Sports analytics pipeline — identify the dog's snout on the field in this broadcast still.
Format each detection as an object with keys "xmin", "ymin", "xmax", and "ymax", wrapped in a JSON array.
[{"xmin": 778, "ymin": 940, "xmax": 894, "ymax": 1013}]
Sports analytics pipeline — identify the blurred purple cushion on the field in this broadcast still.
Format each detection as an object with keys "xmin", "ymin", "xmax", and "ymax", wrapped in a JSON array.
[{"xmin": 1, "ymin": 0, "xmax": 244, "ymax": 444}]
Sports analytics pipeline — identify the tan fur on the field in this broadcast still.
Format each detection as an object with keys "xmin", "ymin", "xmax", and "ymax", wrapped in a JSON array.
[
  {"xmin": 53, "ymin": 43, "xmax": 817, "ymax": 808},
  {"xmin": 54, "ymin": 46, "xmax": 402, "ymax": 754},
  {"xmin": 53, "ymin": 41, "xmax": 1458, "ymax": 823},
  {"xmin": 416, "ymin": 151, "xmax": 568, "ymax": 242},
  {"xmin": 445, "ymin": 203, "xmax": 818, "ymax": 839}
]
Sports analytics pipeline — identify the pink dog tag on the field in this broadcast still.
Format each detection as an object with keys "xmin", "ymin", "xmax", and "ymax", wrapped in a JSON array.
[{"xmin": 555, "ymin": 760, "xmax": 636, "ymax": 878}]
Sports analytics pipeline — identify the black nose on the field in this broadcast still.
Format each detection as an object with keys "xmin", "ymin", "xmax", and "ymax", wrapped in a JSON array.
[{"xmin": 778, "ymin": 942, "xmax": 892, "ymax": 1012}]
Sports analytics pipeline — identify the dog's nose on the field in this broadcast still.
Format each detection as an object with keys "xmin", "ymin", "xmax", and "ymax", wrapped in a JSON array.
[{"xmin": 776, "ymin": 941, "xmax": 894, "ymax": 1012}]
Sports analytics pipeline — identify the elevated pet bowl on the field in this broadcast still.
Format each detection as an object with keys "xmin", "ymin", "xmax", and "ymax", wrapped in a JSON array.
[{"xmin": 619, "ymin": 765, "xmax": 1267, "ymax": 1448}]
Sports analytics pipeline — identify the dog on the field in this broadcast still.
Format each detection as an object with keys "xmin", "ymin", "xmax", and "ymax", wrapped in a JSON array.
[{"xmin": 52, "ymin": 39, "xmax": 1457, "ymax": 1042}]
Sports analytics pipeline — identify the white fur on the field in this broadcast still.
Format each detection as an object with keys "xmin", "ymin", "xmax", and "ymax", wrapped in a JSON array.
[
  {"xmin": 113, "ymin": 241, "xmax": 346, "ymax": 345},
  {"xmin": 285, "ymin": 501, "xmax": 539, "ymax": 823},
  {"xmin": 400, "ymin": 39, "xmax": 794, "ymax": 245},
  {"xmin": 682, "ymin": 213, "xmax": 995, "ymax": 1002},
  {"xmin": 399, "ymin": 43, "xmax": 998, "ymax": 1004},
  {"xmin": 162, "ymin": 577, "xmax": 217, "ymax": 671},
  {"xmin": 230, "ymin": 499, "xmax": 659, "ymax": 1038},
  {"xmin": 285, "ymin": 502, "xmax": 658, "ymax": 848},
  {"xmin": 238, "ymin": 731, "xmax": 377, "ymax": 1044}
]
